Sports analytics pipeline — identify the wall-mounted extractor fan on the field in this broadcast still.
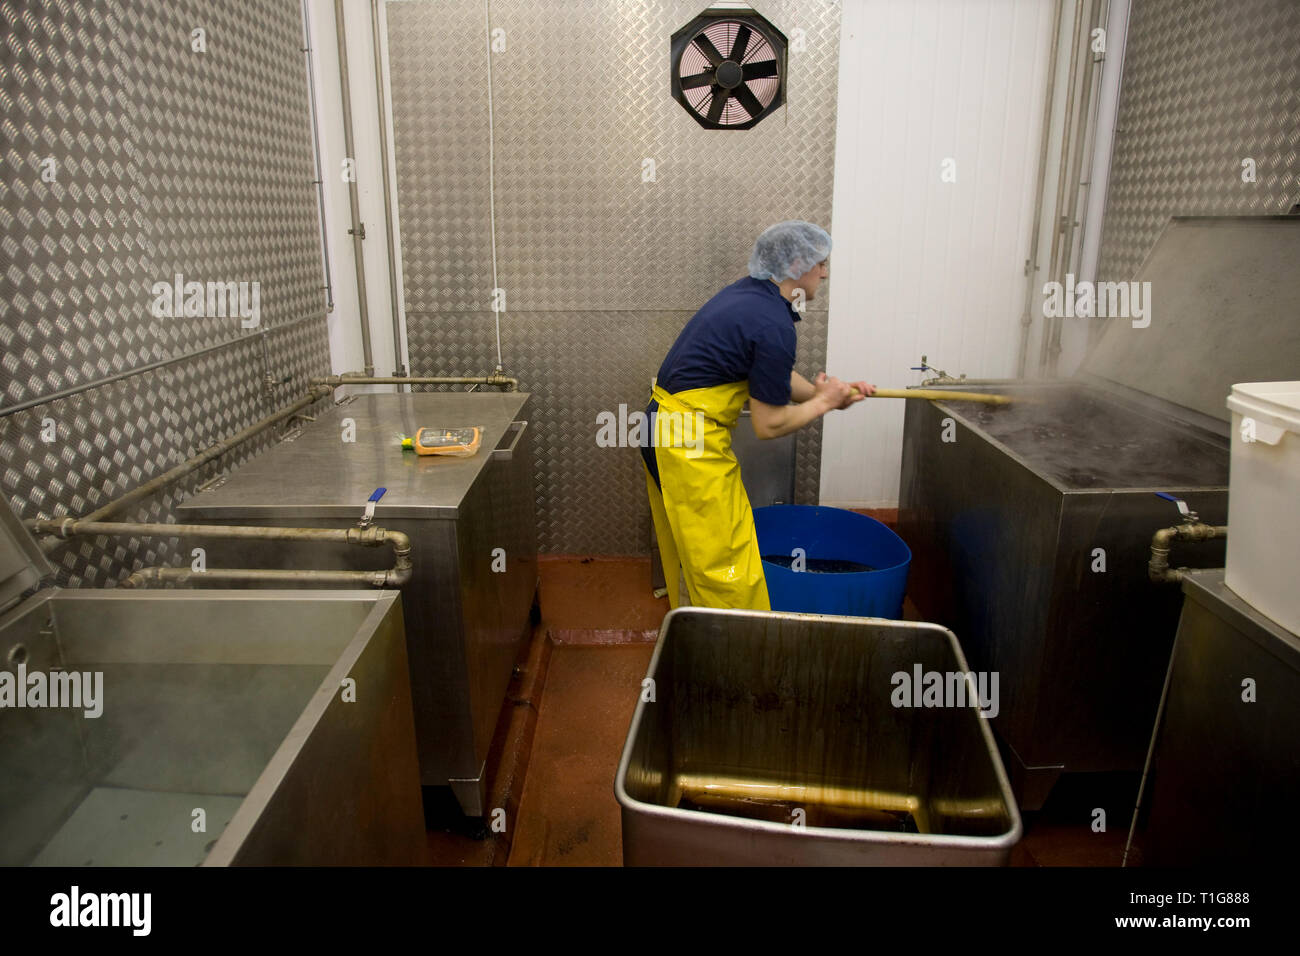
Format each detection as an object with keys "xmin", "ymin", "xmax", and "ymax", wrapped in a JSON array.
[{"xmin": 670, "ymin": 8, "xmax": 786, "ymax": 130}]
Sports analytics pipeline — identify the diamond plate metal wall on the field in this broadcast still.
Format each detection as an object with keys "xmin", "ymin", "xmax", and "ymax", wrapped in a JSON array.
[
  {"xmin": 388, "ymin": 0, "xmax": 841, "ymax": 553},
  {"xmin": 1, "ymin": 0, "xmax": 333, "ymax": 586},
  {"xmin": 1097, "ymin": 0, "xmax": 1300, "ymax": 281},
  {"xmin": 386, "ymin": 0, "xmax": 495, "ymax": 314}
]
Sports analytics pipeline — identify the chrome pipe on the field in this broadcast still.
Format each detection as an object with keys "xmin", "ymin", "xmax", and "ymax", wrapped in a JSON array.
[
  {"xmin": 29, "ymin": 519, "xmax": 409, "ymax": 550},
  {"xmin": 334, "ymin": 0, "xmax": 375, "ymax": 376},
  {"xmin": 1017, "ymin": 0, "xmax": 1065, "ymax": 379},
  {"xmin": 1082, "ymin": 0, "xmax": 1130, "ymax": 354},
  {"xmin": 301, "ymin": 0, "xmax": 335, "ymax": 313},
  {"xmin": 0, "ymin": 314, "xmax": 324, "ymax": 419},
  {"xmin": 1046, "ymin": 0, "xmax": 1105, "ymax": 375},
  {"xmin": 313, "ymin": 373, "xmax": 518, "ymax": 391},
  {"xmin": 122, "ymin": 564, "xmax": 411, "ymax": 589},
  {"xmin": 1038, "ymin": 0, "xmax": 1087, "ymax": 375},
  {"xmin": 1124, "ymin": 615, "xmax": 1175, "ymax": 867},
  {"xmin": 25, "ymin": 520, "xmax": 413, "ymax": 590},
  {"xmin": 1070, "ymin": 0, "xmax": 1114, "ymax": 297},
  {"xmin": 27, "ymin": 387, "xmax": 332, "ymax": 543},
  {"xmin": 370, "ymin": 0, "xmax": 407, "ymax": 384},
  {"xmin": 1148, "ymin": 522, "xmax": 1228, "ymax": 584}
]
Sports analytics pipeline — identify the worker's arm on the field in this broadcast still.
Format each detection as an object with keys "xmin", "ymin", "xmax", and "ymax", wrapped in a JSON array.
[
  {"xmin": 795, "ymin": 370, "xmax": 877, "ymax": 403},
  {"xmin": 751, "ymin": 373, "xmax": 853, "ymax": 439},
  {"xmin": 790, "ymin": 370, "xmax": 816, "ymax": 403}
]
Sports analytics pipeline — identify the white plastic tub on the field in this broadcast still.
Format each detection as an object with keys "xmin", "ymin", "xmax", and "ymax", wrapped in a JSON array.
[{"xmin": 1225, "ymin": 381, "xmax": 1300, "ymax": 636}]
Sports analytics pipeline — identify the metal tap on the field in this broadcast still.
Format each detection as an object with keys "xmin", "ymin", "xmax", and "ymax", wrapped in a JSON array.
[
  {"xmin": 912, "ymin": 354, "xmax": 967, "ymax": 387},
  {"xmin": 1148, "ymin": 493, "xmax": 1225, "ymax": 584}
]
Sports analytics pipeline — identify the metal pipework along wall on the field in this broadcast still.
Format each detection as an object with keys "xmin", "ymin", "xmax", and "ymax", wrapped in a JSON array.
[
  {"xmin": 1096, "ymin": 0, "xmax": 1300, "ymax": 283},
  {"xmin": 386, "ymin": 0, "xmax": 841, "ymax": 554},
  {"xmin": 0, "ymin": 0, "xmax": 333, "ymax": 586}
]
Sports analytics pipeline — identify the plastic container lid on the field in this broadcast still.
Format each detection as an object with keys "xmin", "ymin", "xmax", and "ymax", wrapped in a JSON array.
[{"xmin": 1226, "ymin": 381, "xmax": 1300, "ymax": 445}]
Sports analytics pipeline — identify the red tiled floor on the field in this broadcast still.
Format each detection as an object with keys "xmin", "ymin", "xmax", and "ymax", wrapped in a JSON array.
[
  {"xmin": 1019, "ymin": 822, "xmax": 1128, "ymax": 867},
  {"xmin": 424, "ymin": 557, "xmax": 659, "ymax": 866},
  {"xmin": 538, "ymin": 555, "xmax": 669, "ymax": 631},
  {"xmin": 852, "ymin": 507, "xmax": 899, "ymax": 528},
  {"xmin": 1013, "ymin": 772, "xmax": 1138, "ymax": 867},
  {"xmin": 506, "ymin": 643, "xmax": 653, "ymax": 866},
  {"xmin": 427, "ymin": 555, "xmax": 1120, "ymax": 867}
]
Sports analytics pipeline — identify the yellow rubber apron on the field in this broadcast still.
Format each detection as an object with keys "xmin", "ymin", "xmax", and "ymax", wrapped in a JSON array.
[{"xmin": 644, "ymin": 381, "xmax": 770, "ymax": 610}]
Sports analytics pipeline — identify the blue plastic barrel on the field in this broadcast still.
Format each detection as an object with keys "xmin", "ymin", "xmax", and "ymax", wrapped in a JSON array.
[{"xmin": 754, "ymin": 505, "xmax": 912, "ymax": 618}]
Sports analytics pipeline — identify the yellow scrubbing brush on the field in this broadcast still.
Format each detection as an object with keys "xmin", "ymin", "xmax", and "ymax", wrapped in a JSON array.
[{"xmin": 398, "ymin": 426, "xmax": 483, "ymax": 457}]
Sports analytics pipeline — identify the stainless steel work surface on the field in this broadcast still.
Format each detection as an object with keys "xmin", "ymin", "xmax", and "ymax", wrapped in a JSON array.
[
  {"xmin": 1184, "ymin": 569, "xmax": 1300, "ymax": 659},
  {"xmin": 178, "ymin": 392, "xmax": 530, "ymax": 519}
]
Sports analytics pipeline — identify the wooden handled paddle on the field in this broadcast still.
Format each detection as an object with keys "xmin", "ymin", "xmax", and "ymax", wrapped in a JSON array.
[{"xmin": 849, "ymin": 386, "xmax": 1015, "ymax": 406}]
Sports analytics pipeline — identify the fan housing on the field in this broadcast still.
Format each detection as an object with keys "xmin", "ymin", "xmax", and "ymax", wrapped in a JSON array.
[{"xmin": 670, "ymin": 9, "xmax": 787, "ymax": 131}]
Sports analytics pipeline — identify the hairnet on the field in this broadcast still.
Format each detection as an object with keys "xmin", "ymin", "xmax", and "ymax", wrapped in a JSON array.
[{"xmin": 747, "ymin": 220, "xmax": 832, "ymax": 281}]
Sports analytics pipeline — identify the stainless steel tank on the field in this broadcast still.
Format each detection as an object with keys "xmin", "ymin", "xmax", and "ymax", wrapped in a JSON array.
[
  {"xmin": 0, "ymin": 496, "xmax": 425, "ymax": 866},
  {"xmin": 177, "ymin": 391, "xmax": 538, "ymax": 816},
  {"xmin": 899, "ymin": 216, "xmax": 1300, "ymax": 808}
]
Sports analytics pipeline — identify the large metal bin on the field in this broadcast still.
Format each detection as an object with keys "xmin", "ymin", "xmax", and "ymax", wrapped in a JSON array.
[
  {"xmin": 615, "ymin": 608, "xmax": 1021, "ymax": 866},
  {"xmin": 0, "ymin": 499, "xmax": 426, "ymax": 866},
  {"xmin": 177, "ymin": 392, "xmax": 539, "ymax": 816},
  {"xmin": 899, "ymin": 216, "xmax": 1300, "ymax": 807}
]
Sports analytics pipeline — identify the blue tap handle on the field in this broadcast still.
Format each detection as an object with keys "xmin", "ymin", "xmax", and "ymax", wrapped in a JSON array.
[
  {"xmin": 1155, "ymin": 491, "xmax": 1195, "ymax": 520},
  {"xmin": 360, "ymin": 487, "xmax": 387, "ymax": 528}
]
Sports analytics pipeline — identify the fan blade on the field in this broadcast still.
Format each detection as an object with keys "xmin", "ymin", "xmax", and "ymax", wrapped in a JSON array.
[
  {"xmin": 680, "ymin": 70, "xmax": 714, "ymax": 91},
  {"xmin": 742, "ymin": 59, "xmax": 778, "ymax": 80},
  {"xmin": 731, "ymin": 24, "xmax": 751, "ymax": 61},
  {"xmin": 734, "ymin": 83, "xmax": 764, "ymax": 118},
  {"xmin": 693, "ymin": 34, "xmax": 724, "ymax": 66},
  {"xmin": 706, "ymin": 89, "xmax": 728, "ymax": 124}
]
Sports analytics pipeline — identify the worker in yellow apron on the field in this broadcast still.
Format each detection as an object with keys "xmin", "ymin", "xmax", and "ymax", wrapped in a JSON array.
[{"xmin": 642, "ymin": 221, "xmax": 875, "ymax": 610}]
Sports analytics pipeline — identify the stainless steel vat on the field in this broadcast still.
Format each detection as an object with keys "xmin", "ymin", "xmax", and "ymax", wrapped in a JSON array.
[
  {"xmin": 1140, "ymin": 570, "xmax": 1300, "ymax": 865},
  {"xmin": 898, "ymin": 216, "xmax": 1300, "ymax": 807},
  {"xmin": 177, "ymin": 392, "xmax": 538, "ymax": 816},
  {"xmin": 0, "ymin": 500, "xmax": 426, "ymax": 866},
  {"xmin": 616, "ymin": 607, "xmax": 1021, "ymax": 866},
  {"xmin": 900, "ymin": 383, "xmax": 1229, "ymax": 805}
]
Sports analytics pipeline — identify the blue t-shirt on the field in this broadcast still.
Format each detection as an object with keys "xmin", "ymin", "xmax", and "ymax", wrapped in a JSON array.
[
  {"xmin": 656, "ymin": 276, "xmax": 800, "ymax": 405},
  {"xmin": 643, "ymin": 276, "xmax": 799, "ymax": 487}
]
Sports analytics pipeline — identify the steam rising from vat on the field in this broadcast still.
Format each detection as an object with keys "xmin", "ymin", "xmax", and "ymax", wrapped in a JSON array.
[{"xmin": 935, "ymin": 385, "xmax": 1228, "ymax": 489}]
